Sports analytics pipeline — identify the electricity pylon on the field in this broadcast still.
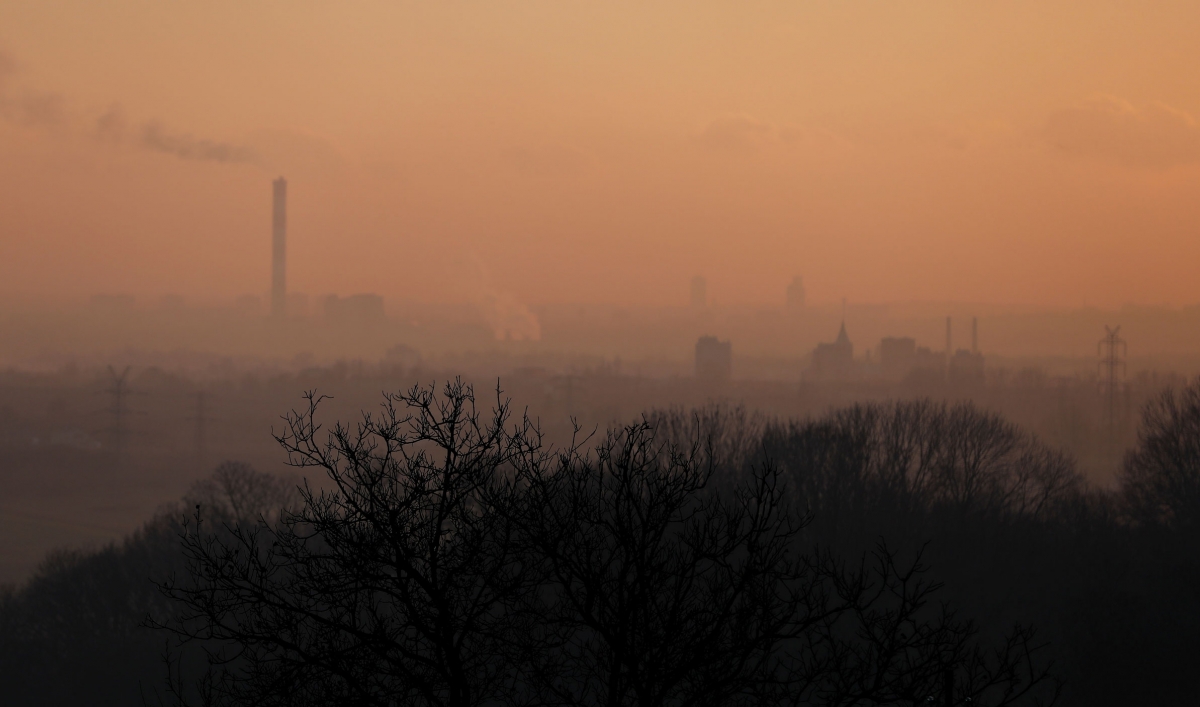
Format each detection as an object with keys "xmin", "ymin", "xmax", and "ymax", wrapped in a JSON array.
[{"xmin": 1098, "ymin": 325, "xmax": 1127, "ymax": 429}]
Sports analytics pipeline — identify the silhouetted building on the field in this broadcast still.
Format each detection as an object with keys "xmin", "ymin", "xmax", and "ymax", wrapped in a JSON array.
[
  {"xmin": 690, "ymin": 276, "xmax": 707, "ymax": 309},
  {"xmin": 695, "ymin": 335, "xmax": 732, "ymax": 381},
  {"xmin": 949, "ymin": 317, "xmax": 984, "ymax": 385},
  {"xmin": 271, "ymin": 177, "xmax": 288, "ymax": 319},
  {"xmin": 810, "ymin": 322, "xmax": 855, "ymax": 380},
  {"xmin": 878, "ymin": 335, "xmax": 947, "ymax": 382},
  {"xmin": 323, "ymin": 294, "xmax": 386, "ymax": 325},
  {"xmin": 913, "ymin": 347, "xmax": 945, "ymax": 376},
  {"xmin": 949, "ymin": 349, "xmax": 985, "ymax": 386},
  {"xmin": 786, "ymin": 276, "xmax": 805, "ymax": 312}
]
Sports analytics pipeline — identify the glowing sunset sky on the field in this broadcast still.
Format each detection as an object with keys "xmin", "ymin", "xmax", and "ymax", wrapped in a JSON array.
[{"xmin": 2, "ymin": 1, "xmax": 1200, "ymax": 307}]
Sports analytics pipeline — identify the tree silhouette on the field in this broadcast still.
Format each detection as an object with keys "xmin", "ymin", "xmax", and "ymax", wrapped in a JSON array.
[
  {"xmin": 509, "ymin": 418, "xmax": 807, "ymax": 707},
  {"xmin": 161, "ymin": 388, "xmax": 1058, "ymax": 707},
  {"xmin": 162, "ymin": 381, "xmax": 543, "ymax": 707},
  {"xmin": 1120, "ymin": 378, "xmax": 1200, "ymax": 528}
]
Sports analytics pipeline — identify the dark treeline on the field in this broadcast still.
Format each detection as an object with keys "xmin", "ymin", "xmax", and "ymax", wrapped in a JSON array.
[{"xmin": 2, "ymin": 380, "xmax": 1200, "ymax": 706}]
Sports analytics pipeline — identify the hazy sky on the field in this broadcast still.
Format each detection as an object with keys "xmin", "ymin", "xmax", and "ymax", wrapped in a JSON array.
[{"xmin": 3, "ymin": 1, "xmax": 1200, "ymax": 308}]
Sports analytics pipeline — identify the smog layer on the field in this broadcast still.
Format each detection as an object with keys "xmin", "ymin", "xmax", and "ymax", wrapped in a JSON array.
[{"xmin": 3, "ymin": 4, "xmax": 1200, "ymax": 707}]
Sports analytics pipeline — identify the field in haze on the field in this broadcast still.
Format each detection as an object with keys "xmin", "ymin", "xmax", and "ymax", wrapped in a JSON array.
[{"xmin": 2, "ymin": 295, "xmax": 1197, "ymax": 584}]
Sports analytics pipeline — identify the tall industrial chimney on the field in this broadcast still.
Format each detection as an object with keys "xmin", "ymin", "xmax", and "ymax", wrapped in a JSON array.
[
  {"xmin": 271, "ymin": 177, "xmax": 287, "ymax": 319},
  {"xmin": 972, "ymin": 316, "xmax": 978, "ymax": 354}
]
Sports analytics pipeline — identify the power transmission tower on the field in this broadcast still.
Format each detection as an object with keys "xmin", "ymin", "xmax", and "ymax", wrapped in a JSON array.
[
  {"xmin": 1098, "ymin": 325, "xmax": 1127, "ymax": 429},
  {"xmin": 105, "ymin": 365, "xmax": 133, "ymax": 464}
]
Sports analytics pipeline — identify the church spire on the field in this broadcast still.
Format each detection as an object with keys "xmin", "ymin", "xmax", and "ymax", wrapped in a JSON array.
[{"xmin": 836, "ymin": 297, "xmax": 850, "ymax": 344}]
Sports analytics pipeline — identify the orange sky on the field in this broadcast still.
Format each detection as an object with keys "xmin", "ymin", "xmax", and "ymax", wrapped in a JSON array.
[{"xmin": 2, "ymin": 1, "xmax": 1200, "ymax": 308}]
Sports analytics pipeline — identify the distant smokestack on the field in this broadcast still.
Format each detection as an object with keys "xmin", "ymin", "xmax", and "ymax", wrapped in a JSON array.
[
  {"xmin": 271, "ymin": 177, "xmax": 287, "ymax": 319},
  {"xmin": 972, "ymin": 316, "xmax": 978, "ymax": 354}
]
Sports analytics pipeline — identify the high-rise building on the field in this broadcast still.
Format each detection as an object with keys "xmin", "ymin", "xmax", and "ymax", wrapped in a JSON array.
[
  {"xmin": 271, "ymin": 177, "xmax": 288, "ymax": 319},
  {"xmin": 690, "ymin": 276, "xmax": 707, "ymax": 309}
]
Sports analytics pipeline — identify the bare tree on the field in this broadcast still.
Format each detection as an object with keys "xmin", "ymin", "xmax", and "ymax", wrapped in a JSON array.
[
  {"xmin": 762, "ymin": 400, "xmax": 1082, "ymax": 529},
  {"xmin": 788, "ymin": 545, "xmax": 1058, "ymax": 707},
  {"xmin": 508, "ymin": 417, "xmax": 1057, "ymax": 707},
  {"xmin": 510, "ymin": 419, "xmax": 808, "ymax": 707},
  {"xmin": 183, "ymin": 461, "xmax": 300, "ymax": 525},
  {"xmin": 161, "ymin": 380, "xmax": 544, "ymax": 707},
  {"xmin": 159, "ymin": 390, "xmax": 1057, "ymax": 707},
  {"xmin": 1120, "ymin": 378, "xmax": 1200, "ymax": 528}
]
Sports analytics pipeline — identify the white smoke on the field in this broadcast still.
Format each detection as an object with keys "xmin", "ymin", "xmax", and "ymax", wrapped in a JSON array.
[
  {"xmin": 465, "ymin": 253, "xmax": 542, "ymax": 342},
  {"xmin": 480, "ymin": 289, "xmax": 541, "ymax": 342}
]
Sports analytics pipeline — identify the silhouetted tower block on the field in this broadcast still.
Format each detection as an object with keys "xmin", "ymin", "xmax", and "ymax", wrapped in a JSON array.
[
  {"xmin": 690, "ymin": 276, "xmax": 707, "ymax": 309},
  {"xmin": 1098, "ymin": 325, "xmax": 1127, "ymax": 428},
  {"xmin": 271, "ymin": 177, "xmax": 288, "ymax": 319},
  {"xmin": 694, "ymin": 335, "xmax": 732, "ymax": 381},
  {"xmin": 785, "ymin": 276, "xmax": 805, "ymax": 312}
]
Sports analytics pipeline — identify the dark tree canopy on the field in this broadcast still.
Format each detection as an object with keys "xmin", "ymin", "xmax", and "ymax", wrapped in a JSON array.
[
  {"xmin": 1120, "ymin": 378, "xmax": 1200, "ymax": 528},
  {"xmin": 160, "ymin": 384, "xmax": 1057, "ymax": 707},
  {"xmin": 162, "ymin": 381, "xmax": 544, "ymax": 707},
  {"xmin": 19, "ymin": 383, "xmax": 1200, "ymax": 707}
]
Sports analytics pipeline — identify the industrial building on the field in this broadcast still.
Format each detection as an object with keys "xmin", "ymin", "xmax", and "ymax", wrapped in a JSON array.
[
  {"xmin": 878, "ymin": 336, "xmax": 945, "ymax": 382},
  {"xmin": 878, "ymin": 316, "xmax": 984, "ymax": 385}
]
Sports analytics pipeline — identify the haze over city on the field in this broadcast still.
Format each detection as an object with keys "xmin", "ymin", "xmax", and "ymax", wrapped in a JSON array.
[
  {"xmin": 4, "ymin": 4, "xmax": 1200, "ymax": 707},
  {"xmin": 4, "ymin": 1, "xmax": 1200, "ymax": 309}
]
